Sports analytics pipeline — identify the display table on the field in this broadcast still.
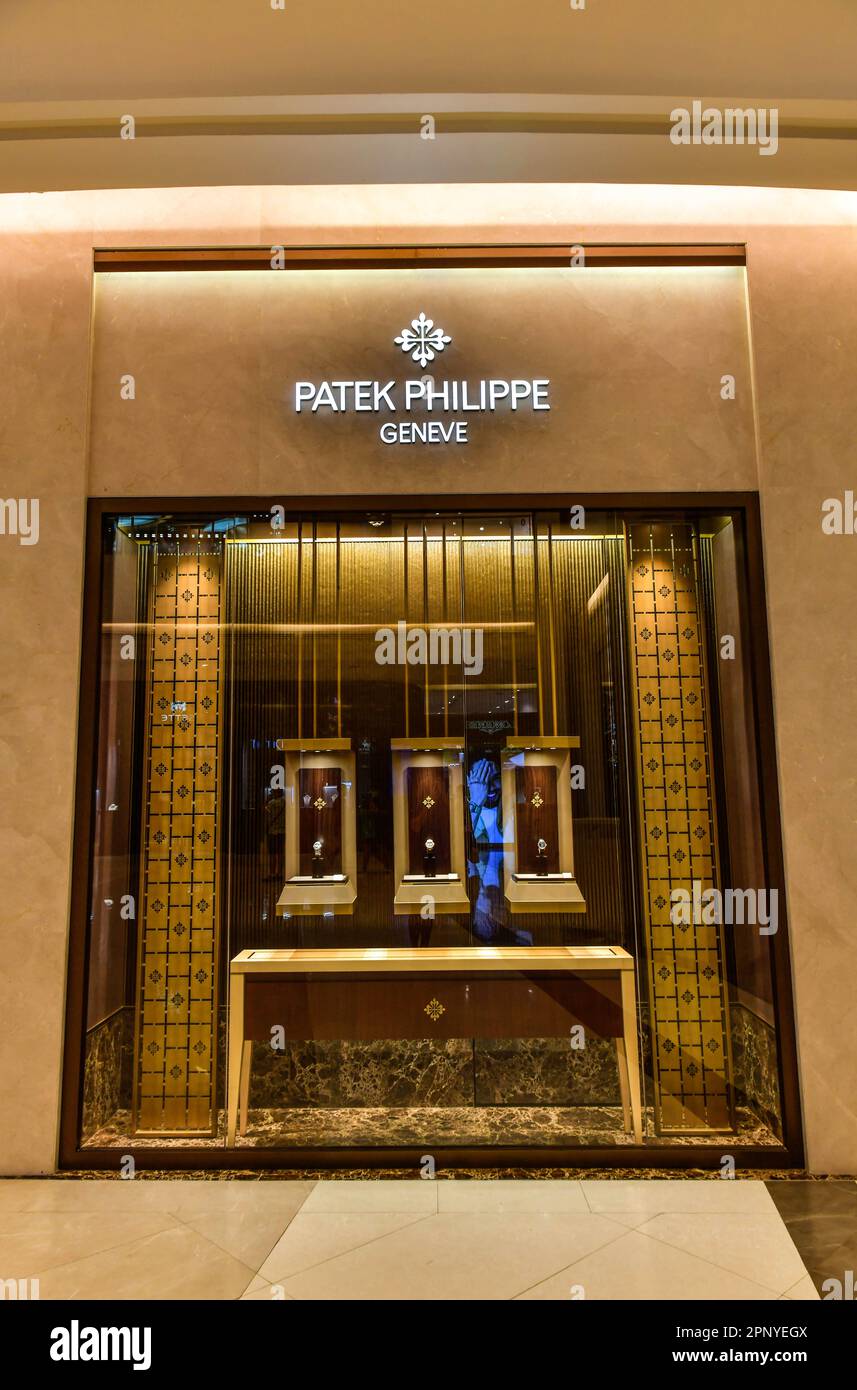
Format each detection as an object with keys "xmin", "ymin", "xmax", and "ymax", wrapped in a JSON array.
[{"xmin": 226, "ymin": 946, "xmax": 643, "ymax": 1145}]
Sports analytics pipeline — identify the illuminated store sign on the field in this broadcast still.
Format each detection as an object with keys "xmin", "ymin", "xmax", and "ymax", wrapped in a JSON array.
[{"xmin": 293, "ymin": 313, "xmax": 551, "ymax": 445}]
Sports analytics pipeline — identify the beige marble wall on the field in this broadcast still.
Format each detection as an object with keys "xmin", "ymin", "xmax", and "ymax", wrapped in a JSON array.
[
  {"xmin": 1, "ymin": 184, "xmax": 854, "ymax": 1173},
  {"xmin": 0, "ymin": 199, "xmax": 92, "ymax": 1176}
]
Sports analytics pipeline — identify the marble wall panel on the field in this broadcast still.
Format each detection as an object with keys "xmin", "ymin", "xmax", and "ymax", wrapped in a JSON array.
[{"xmin": 0, "ymin": 203, "xmax": 93, "ymax": 1175}]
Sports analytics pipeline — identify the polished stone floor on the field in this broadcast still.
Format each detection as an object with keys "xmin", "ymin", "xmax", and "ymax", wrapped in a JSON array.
[
  {"xmin": 1, "ymin": 1176, "xmax": 849, "ymax": 1300},
  {"xmin": 766, "ymin": 1181, "xmax": 857, "ymax": 1298}
]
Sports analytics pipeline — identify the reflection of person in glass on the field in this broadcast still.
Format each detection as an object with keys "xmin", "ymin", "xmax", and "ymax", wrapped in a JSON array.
[
  {"xmin": 468, "ymin": 757, "xmax": 502, "ymax": 845},
  {"xmin": 467, "ymin": 755, "xmax": 532, "ymax": 946},
  {"xmin": 466, "ymin": 757, "xmax": 504, "ymax": 941}
]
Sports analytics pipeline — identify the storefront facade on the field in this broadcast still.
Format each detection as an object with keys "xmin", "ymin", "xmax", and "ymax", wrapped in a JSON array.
[{"xmin": 1, "ymin": 184, "xmax": 855, "ymax": 1175}]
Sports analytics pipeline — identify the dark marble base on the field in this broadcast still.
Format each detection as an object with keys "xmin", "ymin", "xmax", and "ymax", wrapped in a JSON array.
[
  {"xmin": 239, "ymin": 1104, "xmax": 636, "ymax": 1148},
  {"xmin": 244, "ymin": 1036, "xmax": 624, "ymax": 1110},
  {"xmin": 248, "ymin": 1038, "xmax": 473, "ymax": 1108},
  {"xmin": 42, "ymin": 1167, "xmax": 839, "ymax": 1181},
  {"xmin": 731, "ymin": 1003, "xmax": 782, "ymax": 1139},
  {"xmin": 473, "ymin": 1037, "xmax": 621, "ymax": 1105},
  {"xmin": 85, "ymin": 1103, "xmax": 781, "ymax": 1150},
  {"xmin": 81, "ymin": 1006, "xmax": 784, "ymax": 1156},
  {"xmin": 81, "ymin": 1007, "xmax": 134, "ymax": 1142}
]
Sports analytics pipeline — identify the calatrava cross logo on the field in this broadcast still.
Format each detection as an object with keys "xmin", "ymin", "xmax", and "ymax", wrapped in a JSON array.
[{"xmin": 394, "ymin": 312, "xmax": 452, "ymax": 369}]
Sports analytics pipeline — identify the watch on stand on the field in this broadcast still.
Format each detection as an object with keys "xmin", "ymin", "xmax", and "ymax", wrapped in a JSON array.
[
  {"xmin": 274, "ymin": 738, "xmax": 357, "ymax": 918},
  {"xmin": 501, "ymin": 736, "xmax": 586, "ymax": 914},
  {"xmin": 391, "ymin": 739, "xmax": 470, "ymax": 915}
]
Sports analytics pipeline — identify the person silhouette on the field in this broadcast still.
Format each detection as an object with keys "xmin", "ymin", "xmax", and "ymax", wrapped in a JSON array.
[{"xmin": 466, "ymin": 754, "xmax": 531, "ymax": 946}]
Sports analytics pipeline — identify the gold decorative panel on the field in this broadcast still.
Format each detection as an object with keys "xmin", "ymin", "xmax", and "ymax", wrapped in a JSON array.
[
  {"xmin": 132, "ymin": 538, "xmax": 223, "ymax": 1135},
  {"xmin": 626, "ymin": 521, "xmax": 734, "ymax": 1133}
]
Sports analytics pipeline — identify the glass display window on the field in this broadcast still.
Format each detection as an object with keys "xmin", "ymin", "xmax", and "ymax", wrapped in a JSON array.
[{"xmin": 65, "ymin": 500, "xmax": 799, "ymax": 1166}]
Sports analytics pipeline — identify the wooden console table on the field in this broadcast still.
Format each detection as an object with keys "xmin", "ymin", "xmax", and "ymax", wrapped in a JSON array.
[{"xmin": 226, "ymin": 946, "xmax": 643, "ymax": 1145}]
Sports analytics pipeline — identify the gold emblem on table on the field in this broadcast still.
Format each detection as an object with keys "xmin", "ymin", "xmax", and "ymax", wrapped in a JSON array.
[
  {"xmin": 313, "ymin": 797, "xmax": 326, "ymax": 811},
  {"xmin": 531, "ymin": 790, "xmax": 544, "ymax": 808},
  {"xmin": 424, "ymin": 997, "xmax": 445, "ymax": 1022},
  {"xmin": 422, "ymin": 795, "xmax": 435, "ymax": 809}
]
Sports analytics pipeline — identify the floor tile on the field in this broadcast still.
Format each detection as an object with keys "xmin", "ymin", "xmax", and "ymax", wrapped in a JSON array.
[
  {"xmin": 0, "ymin": 1178, "xmax": 832, "ymax": 1302},
  {"xmin": 638, "ymin": 1212, "xmax": 808, "ymax": 1295},
  {"xmin": 770, "ymin": 1223, "xmax": 856, "ymax": 1282},
  {"xmin": 0, "ymin": 1178, "xmax": 314, "ymax": 1218},
  {"xmin": 177, "ymin": 1210, "xmax": 298, "ymax": 1269},
  {"xmin": 766, "ymin": 1180, "xmax": 857, "ymax": 1220},
  {"xmin": 259, "ymin": 1212, "xmax": 429, "ymax": 1283},
  {"xmin": 593, "ymin": 1210, "xmax": 658, "ymax": 1231},
  {"xmin": 517, "ymin": 1228, "xmax": 778, "ymax": 1300},
  {"xmin": 240, "ymin": 1283, "xmax": 296, "ymax": 1301},
  {"xmin": 581, "ymin": 1178, "xmax": 776, "ymax": 1217},
  {"xmin": 240, "ymin": 1273, "xmax": 273, "ymax": 1297},
  {"xmin": 0, "ymin": 1180, "xmax": 58, "ymax": 1212},
  {"xmin": 166, "ymin": 1181, "xmax": 314, "ymax": 1218},
  {"xmin": 301, "ymin": 1179, "xmax": 438, "ymax": 1215},
  {"xmin": 0, "ymin": 1179, "xmax": 175, "ymax": 1213},
  {"xmin": 437, "ymin": 1180, "xmax": 588, "ymax": 1213},
  {"xmin": 0, "ymin": 1210, "xmax": 179, "ymax": 1273},
  {"xmin": 781, "ymin": 1273, "xmax": 821, "ymax": 1301},
  {"xmin": 33, "ymin": 1224, "xmax": 256, "ymax": 1301},
  {"xmin": 765, "ymin": 1180, "xmax": 857, "ymax": 1297},
  {"xmin": 279, "ymin": 1211, "xmax": 625, "ymax": 1300},
  {"xmin": 800, "ymin": 1252, "xmax": 857, "ymax": 1299}
]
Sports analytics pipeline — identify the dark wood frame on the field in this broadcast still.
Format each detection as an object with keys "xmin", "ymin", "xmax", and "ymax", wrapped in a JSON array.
[
  {"xmin": 93, "ymin": 243, "xmax": 745, "ymax": 273},
  {"xmin": 60, "ymin": 490, "xmax": 803, "ymax": 1172}
]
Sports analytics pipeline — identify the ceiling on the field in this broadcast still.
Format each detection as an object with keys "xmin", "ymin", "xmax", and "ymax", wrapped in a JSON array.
[{"xmin": 2, "ymin": 0, "xmax": 856, "ymax": 193}]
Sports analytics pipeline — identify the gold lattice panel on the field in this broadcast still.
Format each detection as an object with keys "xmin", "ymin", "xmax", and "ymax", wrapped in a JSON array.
[
  {"xmin": 627, "ymin": 521, "xmax": 733, "ymax": 1133},
  {"xmin": 132, "ymin": 539, "xmax": 222, "ymax": 1135}
]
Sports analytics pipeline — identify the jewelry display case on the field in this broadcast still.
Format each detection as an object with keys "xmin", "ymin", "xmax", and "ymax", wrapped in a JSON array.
[
  {"xmin": 391, "ymin": 738, "xmax": 470, "ymax": 915},
  {"xmin": 275, "ymin": 738, "xmax": 357, "ymax": 916},
  {"xmin": 501, "ymin": 736, "xmax": 586, "ymax": 913}
]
